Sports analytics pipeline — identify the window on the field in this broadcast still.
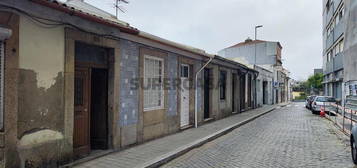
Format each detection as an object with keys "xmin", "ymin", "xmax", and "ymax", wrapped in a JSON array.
[
  {"xmin": 340, "ymin": 5, "xmax": 345, "ymax": 20},
  {"xmin": 181, "ymin": 65, "xmax": 189, "ymax": 78},
  {"xmin": 326, "ymin": 0, "xmax": 331, "ymax": 13},
  {"xmin": 143, "ymin": 55, "xmax": 164, "ymax": 111},
  {"xmin": 327, "ymin": 51, "xmax": 332, "ymax": 62},
  {"xmin": 333, "ymin": 46, "xmax": 338, "ymax": 57},
  {"xmin": 339, "ymin": 39, "xmax": 344, "ymax": 52},
  {"xmin": 0, "ymin": 41, "xmax": 3, "ymax": 130},
  {"xmin": 316, "ymin": 97, "xmax": 336, "ymax": 102},
  {"xmin": 327, "ymin": 26, "xmax": 331, "ymax": 36},
  {"xmin": 220, "ymin": 71, "xmax": 227, "ymax": 100}
]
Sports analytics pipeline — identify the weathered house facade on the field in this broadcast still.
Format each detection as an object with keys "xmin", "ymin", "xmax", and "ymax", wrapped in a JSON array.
[
  {"xmin": 0, "ymin": 0, "xmax": 259, "ymax": 167},
  {"xmin": 218, "ymin": 38, "xmax": 290, "ymax": 105},
  {"xmin": 254, "ymin": 65, "xmax": 273, "ymax": 106}
]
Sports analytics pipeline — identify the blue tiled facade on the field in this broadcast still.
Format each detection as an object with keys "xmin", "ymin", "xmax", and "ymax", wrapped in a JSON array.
[{"xmin": 119, "ymin": 40, "xmax": 140, "ymax": 126}]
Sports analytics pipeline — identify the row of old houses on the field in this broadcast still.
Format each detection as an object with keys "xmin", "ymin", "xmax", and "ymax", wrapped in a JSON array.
[
  {"xmin": 0, "ymin": 0, "xmax": 289, "ymax": 167},
  {"xmin": 218, "ymin": 38, "xmax": 292, "ymax": 106}
]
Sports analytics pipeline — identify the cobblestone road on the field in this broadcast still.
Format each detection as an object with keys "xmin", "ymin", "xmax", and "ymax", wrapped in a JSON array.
[{"xmin": 161, "ymin": 103, "xmax": 356, "ymax": 168}]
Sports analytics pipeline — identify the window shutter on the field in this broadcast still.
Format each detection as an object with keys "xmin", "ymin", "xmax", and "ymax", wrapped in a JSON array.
[{"xmin": 0, "ymin": 41, "xmax": 3, "ymax": 130}]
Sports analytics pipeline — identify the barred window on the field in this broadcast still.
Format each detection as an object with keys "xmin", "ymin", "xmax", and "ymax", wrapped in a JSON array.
[{"xmin": 143, "ymin": 55, "xmax": 164, "ymax": 111}]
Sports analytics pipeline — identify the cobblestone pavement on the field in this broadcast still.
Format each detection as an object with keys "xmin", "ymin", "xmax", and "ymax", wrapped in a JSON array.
[
  {"xmin": 161, "ymin": 103, "xmax": 356, "ymax": 168},
  {"xmin": 73, "ymin": 105, "xmax": 277, "ymax": 168}
]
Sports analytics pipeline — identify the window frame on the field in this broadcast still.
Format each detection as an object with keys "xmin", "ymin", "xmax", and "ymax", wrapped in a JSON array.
[
  {"xmin": 180, "ymin": 64, "xmax": 189, "ymax": 78},
  {"xmin": 327, "ymin": 50, "xmax": 332, "ymax": 62},
  {"xmin": 143, "ymin": 55, "xmax": 165, "ymax": 111}
]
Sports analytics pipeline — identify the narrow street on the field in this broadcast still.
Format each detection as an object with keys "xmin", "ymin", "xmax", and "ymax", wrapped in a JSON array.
[{"xmin": 161, "ymin": 103, "xmax": 356, "ymax": 168}]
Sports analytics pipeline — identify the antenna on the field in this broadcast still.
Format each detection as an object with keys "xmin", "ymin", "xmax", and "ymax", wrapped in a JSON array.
[{"xmin": 114, "ymin": 0, "xmax": 129, "ymax": 18}]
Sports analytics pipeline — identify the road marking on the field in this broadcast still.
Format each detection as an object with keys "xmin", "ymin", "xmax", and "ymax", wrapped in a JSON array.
[
  {"xmin": 287, "ymin": 105, "xmax": 291, "ymax": 107},
  {"xmin": 295, "ymin": 105, "xmax": 299, "ymax": 107}
]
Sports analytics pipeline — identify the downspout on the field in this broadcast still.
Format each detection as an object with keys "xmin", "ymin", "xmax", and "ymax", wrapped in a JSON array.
[{"xmin": 195, "ymin": 55, "xmax": 215, "ymax": 128}]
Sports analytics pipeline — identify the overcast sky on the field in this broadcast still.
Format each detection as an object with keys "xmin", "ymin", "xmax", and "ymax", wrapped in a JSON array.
[{"xmin": 86, "ymin": 0, "xmax": 322, "ymax": 81}]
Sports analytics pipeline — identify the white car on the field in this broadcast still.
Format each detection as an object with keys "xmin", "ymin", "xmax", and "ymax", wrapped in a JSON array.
[{"xmin": 310, "ymin": 96, "xmax": 336, "ymax": 114}]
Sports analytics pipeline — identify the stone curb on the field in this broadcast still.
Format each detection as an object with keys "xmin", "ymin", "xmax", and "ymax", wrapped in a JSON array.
[{"xmin": 138, "ymin": 106, "xmax": 281, "ymax": 168}]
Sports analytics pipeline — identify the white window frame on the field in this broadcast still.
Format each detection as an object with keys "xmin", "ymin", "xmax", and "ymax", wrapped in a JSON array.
[{"xmin": 143, "ymin": 55, "xmax": 165, "ymax": 111}]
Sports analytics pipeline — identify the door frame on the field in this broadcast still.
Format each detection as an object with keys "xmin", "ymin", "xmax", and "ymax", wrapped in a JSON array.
[
  {"xmin": 239, "ymin": 73, "xmax": 246, "ymax": 112},
  {"xmin": 180, "ymin": 64, "xmax": 190, "ymax": 128},
  {"xmin": 203, "ymin": 68, "xmax": 212, "ymax": 120},
  {"xmin": 178, "ymin": 57, "xmax": 195, "ymax": 129},
  {"xmin": 64, "ymin": 28, "xmax": 120, "ymax": 157},
  {"xmin": 231, "ymin": 73, "xmax": 239, "ymax": 113},
  {"xmin": 74, "ymin": 49, "xmax": 109, "ymax": 156}
]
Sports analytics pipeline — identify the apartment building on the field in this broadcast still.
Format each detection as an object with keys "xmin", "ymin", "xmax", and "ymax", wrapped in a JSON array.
[{"xmin": 322, "ymin": 0, "xmax": 346, "ymax": 101}]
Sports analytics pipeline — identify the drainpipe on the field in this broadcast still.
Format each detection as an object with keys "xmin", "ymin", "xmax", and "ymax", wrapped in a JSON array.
[{"xmin": 195, "ymin": 56, "xmax": 214, "ymax": 128}]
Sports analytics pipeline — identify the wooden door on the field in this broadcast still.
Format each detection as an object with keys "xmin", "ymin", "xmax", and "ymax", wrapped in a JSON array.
[{"xmin": 74, "ymin": 68, "xmax": 91, "ymax": 157}]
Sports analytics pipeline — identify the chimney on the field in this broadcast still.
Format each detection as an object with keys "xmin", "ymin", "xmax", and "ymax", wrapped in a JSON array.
[{"xmin": 245, "ymin": 37, "xmax": 253, "ymax": 43}]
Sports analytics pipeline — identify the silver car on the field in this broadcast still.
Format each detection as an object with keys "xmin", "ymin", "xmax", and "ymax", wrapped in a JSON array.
[{"xmin": 310, "ymin": 96, "xmax": 336, "ymax": 114}]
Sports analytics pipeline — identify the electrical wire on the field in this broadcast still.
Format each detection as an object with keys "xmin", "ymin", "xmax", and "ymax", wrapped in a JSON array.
[{"xmin": 0, "ymin": 3, "xmax": 122, "ymax": 40}]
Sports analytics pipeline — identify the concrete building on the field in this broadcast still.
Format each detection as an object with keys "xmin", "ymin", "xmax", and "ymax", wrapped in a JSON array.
[
  {"xmin": 314, "ymin": 68, "xmax": 323, "ymax": 75},
  {"xmin": 322, "ymin": 0, "xmax": 346, "ymax": 101},
  {"xmin": 0, "ymin": 0, "xmax": 258, "ymax": 167},
  {"xmin": 342, "ymin": 0, "xmax": 357, "ymax": 100},
  {"xmin": 218, "ymin": 38, "xmax": 290, "ymax": 104}
]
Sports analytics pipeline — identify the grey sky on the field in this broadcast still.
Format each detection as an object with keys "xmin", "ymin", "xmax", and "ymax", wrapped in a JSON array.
[{"xmin": 86, "ymin": 0, "xmax": 322, "ymax": 80}]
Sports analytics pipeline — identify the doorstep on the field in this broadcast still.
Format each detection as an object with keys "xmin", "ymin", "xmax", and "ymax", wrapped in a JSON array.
[{"xmin": 66, "ymin": 104, "xmax": 284, "ymax": 168}]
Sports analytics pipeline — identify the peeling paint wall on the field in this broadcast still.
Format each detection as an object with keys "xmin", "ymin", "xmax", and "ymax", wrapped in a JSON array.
[
  {"xmin": 19, "ymin": 16, "xmax": 65, "ymax": 90},
  {"xmin": 18, "ymin": 15, "xmax": 65, "ymax": 137}
]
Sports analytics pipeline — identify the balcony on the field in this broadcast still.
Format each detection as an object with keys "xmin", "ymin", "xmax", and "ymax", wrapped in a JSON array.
[
  {"xmin": 324, "ymin": 52, "xmax": 344, "ymax": 74},
  {"xmin": 325, "ymin": 60, "xmax": 334, "ymax": 74},
  {"xmin": 334, "ymin": 52, "xmax": 343, "ymax": 71},
  {"xmin": 326, "ymin": 33, "xmax": 334, "ymax": 49},
  {"xmin": 326, "ymin": 6, "xmax": 334, "ymax": 25},
  {"xmin": 334, "ymin": 19, "xmax": 345, "ymax": 40},
  {"xmin": 333, "ymin": 0, "xmax": 342, "ymax": 12}
]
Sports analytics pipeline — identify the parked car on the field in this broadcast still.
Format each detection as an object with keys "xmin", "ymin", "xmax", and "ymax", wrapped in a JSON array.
[
  {"xmin": 305, "ymin": 96, "xmax": 311, "ymax": 108},
  {"xmin": 310, "ymin": 96, "xmax": 336, "ymax": 114},
  {"xmin": 351, "ymin": 125, "xmax": 357, "ymax": 164},
  {"xmin": 305, "ymin": 95, "xmax": 316, "ymax": 110}
]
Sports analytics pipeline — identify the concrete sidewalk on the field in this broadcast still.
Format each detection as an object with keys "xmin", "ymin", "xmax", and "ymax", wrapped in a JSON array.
[{"xmin": 68, "ymin": 103, "xmax": 288, "ymax": 168}]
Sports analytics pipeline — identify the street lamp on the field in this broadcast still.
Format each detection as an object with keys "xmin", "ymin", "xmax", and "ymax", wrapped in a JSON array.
[
  {"xmin": 254, "ymin": 25, "xmax": 263, "ymax": 65},
  {"xmin": 254, "ymin": 25, "xmax": 263, "ymax": 108}
]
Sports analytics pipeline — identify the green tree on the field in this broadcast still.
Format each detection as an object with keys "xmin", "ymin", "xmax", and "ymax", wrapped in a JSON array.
[{"xmin": 306, "ymin": 73, "xmax": 323, "ymax": 94}]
